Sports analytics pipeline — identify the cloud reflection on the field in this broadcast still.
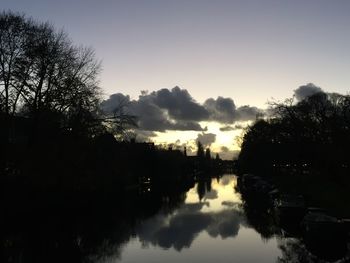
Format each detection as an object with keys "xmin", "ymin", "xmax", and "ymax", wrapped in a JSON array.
[{"xmin": 136, "ymin": 202, "xmax": 245, "ymax": 251}]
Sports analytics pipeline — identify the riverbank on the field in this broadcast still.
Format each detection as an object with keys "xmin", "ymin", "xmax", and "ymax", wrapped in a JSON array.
[{"xmin": 268, "ymin": 173, "xmax": 350, "ymax": 217}]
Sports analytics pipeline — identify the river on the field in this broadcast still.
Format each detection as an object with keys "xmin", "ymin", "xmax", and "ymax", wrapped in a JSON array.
[
  {"xmin": 104, "ymin": 175, "xmax": 281, "ymax": 263},
  {"xmin": 3, "ymin": 174, "xmax": 348, "ymax": 262}
]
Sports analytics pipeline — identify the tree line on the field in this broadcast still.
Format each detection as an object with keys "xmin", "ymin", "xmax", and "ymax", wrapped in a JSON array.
[
  {"xmin": 0, "ymin": 11, "xmax": 139, "ymax": 170},
  {"xmin": 0, "ymin": 12, "xmax": 104, "ymax": 142},
  {"xmin": 238, "ymin": 91, "xmax": 350, "ymax": 181}
]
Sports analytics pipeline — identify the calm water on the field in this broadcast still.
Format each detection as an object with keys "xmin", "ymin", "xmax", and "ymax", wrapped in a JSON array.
[
  {"xmin": 3, "ymin": 174, "xmax": 348, "ymax": 262},
  {"xmin": 94, "ymin": 175, "xmax": 282, "ymax": 263}
]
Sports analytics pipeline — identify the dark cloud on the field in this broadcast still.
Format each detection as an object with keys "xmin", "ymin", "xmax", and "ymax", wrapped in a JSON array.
[
  {"xmin": 219, "ymin": 123, "xmax": 245, "ymax": 132},
  {"xmin": 100, "ymin": 93, "xmax": 131, "ymax": 113},
  {"xmin": 150, "ymin": 86, "xmax": 209, "ymax": 121},
  {"xmin": 219, "ymin": 125, "xmax": 235, "ymax": 132},
  {"xmin": 236, "ymin": 105, "xmax": 262, "ymax": 121},
  {"xmin": 204, "ymin": 96, "xmax": 262, "ymax": 124},
  {"xmin": 134, "ymin": 93, "xmax": 206, "ymax": 132},
  {"xmin": 294, "ymin": 83, "xmax": 324, "ymax": 101},
  {"xmin": 204, "ymin": 97, "xmax": 237, "ymax": 123},
  {"xmin": 100, "ymin": 88, "xmax": 262, "ymax": 140},
  {"xmin": 100, "ymin": 89, "xmax": 206, "ymax": 133},
  {"xmin": 197, "ymin": 132, "xmax": 216, "ymax": 147}
]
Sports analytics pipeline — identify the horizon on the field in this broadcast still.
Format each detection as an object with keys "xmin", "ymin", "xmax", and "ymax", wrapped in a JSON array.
[
  {"xmin": 2, "ymin": 3, "xmax": 350, "ymax": 262},
  {"xmin": 2, "ymin": 1, "xmax": 350, "ymax": 158}
]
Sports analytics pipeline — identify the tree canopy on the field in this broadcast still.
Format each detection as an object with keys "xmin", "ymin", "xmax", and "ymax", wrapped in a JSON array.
[
  {"xmin": 238, "ymin": 92, "xmax": 350, "ymax": 177},
  {"xmin": 0, "ymin": 11, "xmax": 101, "ymax": 139}
]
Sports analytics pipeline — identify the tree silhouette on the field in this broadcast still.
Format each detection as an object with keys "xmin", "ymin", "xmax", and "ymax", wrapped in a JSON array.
[
  {"xmin": 205, "ymin": 148, "xmax": 211, "ymax": 160},
  {"xmin": 238, "ymin": 92, "xmax": 350, "ymax": 178},
  {"xmin": 197, "ymin": 140, "xmax": 204, "ymax": 158},
  {"xmin": 100, "ymin": 95, "xmax": 138, "ymax": 141},
  {"xmin": 0, "ymin": 11, "xmax": 101, "ymax": 143}
]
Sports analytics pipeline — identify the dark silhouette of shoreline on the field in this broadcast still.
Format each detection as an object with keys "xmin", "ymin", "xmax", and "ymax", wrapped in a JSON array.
[
  {"xmin": 1, "ymin": 11, "xmax": 349, "ymax": 263},
  {"xmin": 237, "ymin": 92, "xmax": 350, "ymax": 216}
]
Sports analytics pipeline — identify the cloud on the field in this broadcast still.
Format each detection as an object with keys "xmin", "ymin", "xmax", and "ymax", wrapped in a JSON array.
[
  {"xmin": 204, "ymin": 96, "xmax": 262, "ymax": 124},
  {"xmin": 233, "ymin": 124, "xmax": 244, "ymax": 129},
  {"xmin": 100, "ymin": 93, "xmax": 131, "ymax": 113},
  {"xmin": 294, "ymin": 83, "xmax": 324, "ymax": 101},
  {"xmin": 236, "ymin": 105, "xmax": 262, "ymax": 121},
  {"xmin": 135, "ymin": 130, "xmax": 157, "ymax": 142},
  {"xmin": 134, "ymin": 93, "xmax": 206, "ymax": 132},
  {"xmin": 100, "ymin": 89, "xmax": 206, "ymax": 133},
  {"xmin": 150, "ymin": 87, "xmax": 209, "ymax": 121},
  {"xmin": 219, "ymin": 125, "xmax": 235, "ymax": 132},
  {"xmin": 197, "ymin": 132, "xmax": 216, "ymax": 147},
  {"xmin": 219, "ymin": 123, "xmax": 245, "ymax": 132},
  {"xmin": 100, "ymin": 88, "xmax": 262, "ymax": 142},
  {"xmin": 204, "ymin": 97, "xmax": 237, "ymax": 123}
]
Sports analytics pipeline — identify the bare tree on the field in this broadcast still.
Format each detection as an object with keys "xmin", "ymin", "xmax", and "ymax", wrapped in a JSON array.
[
  {"xmin": 0, "ymin": 11, "xmax": 102, "ymax": 140},
  {"xmin": 0, "ymin": 12, "xmax": 27, "ymax": 116},
  {"xmin": 100, "ymin": 96, "xmax": 138, "ymax": 141}
]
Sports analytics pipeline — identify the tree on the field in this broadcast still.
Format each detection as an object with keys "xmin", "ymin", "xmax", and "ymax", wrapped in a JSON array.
[
  {"xmin": 197, "ymin": 140, "xmax": 204, "ymax": 158},
  {"xmin": 100, "ymin": 94, "xmax": 137, "ymax": 141},
  {"xmin": 205, "ymin": 148, "xmax": 211, "ymax": 160},
  {"xmin": 238, "ymin": 91, "xmax": 350, "ymax": 177},
  {"xmin": 0, "ymin": 11, "xmax": 101, "ymax": 142}
]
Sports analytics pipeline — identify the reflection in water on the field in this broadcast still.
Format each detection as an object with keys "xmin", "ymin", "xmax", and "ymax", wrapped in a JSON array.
[
  {"xmin": 112, "ymin": 175, "xmax": 281, "ymax": 263},
  {"xmin": 2, "ymin": 175, "xmax": 348, "ymax": 262},
  {"xmin": 238, "ymin": 176, "xmax": 350, "ymax": 263},
  {"xmin": 276, "ymin": 237, "xmax": 349, "ymax": 263}
]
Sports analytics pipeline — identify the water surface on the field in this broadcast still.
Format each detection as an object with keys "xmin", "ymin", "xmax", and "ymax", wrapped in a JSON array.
[
  {"xmin": 97, "ymin": 175, "xmax": 282, "ymax": 263},
  {"xmin": 3, "ymin": 174, "xmax": 348, "ymax": 262}
]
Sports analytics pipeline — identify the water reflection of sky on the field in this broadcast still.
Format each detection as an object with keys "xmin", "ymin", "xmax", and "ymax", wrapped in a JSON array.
[
  {"xmin": 112, "ymin": 175, "xmax": 281, "ymax": 263},
  {"xmin": 185, "ymin": 175, "xmax": 242, "ymax": 212}
]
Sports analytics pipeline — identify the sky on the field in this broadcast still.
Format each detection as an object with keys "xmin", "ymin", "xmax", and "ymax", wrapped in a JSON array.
[{"xmin": 2, "ymin": 0, "xmax": 350, "ymax": 158}]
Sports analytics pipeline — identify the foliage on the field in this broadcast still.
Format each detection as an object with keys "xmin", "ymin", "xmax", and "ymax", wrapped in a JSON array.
[{"xmin": 238, "ymin": 92, "xmax": 350, "ymax": 178}]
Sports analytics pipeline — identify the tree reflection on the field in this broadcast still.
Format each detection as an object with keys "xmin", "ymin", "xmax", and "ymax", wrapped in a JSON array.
[
  {"xmin": 2, "ymin": 176, "xmax": 247, "ymax": 262},
  {"xmin": 3, "ymin": 175, "xmax": 347, "ymax": 263},
  {"xmin": 242, "ymin": 201, "xmax": 279, "ymax": 240},
  {"xmin": 196, "ymin": 178, "xmax": 213, "ymax": 201},
  {"xmin": 237, "ymin": 179, "xmax": 349, "ymax": 262},
  {"xmin": 277, "ymin": 238, "xmax": 319, "ymax": 263},
  {"xmin": 1, "ymin": 184, "xmax": 190, "ymax": 262}
]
